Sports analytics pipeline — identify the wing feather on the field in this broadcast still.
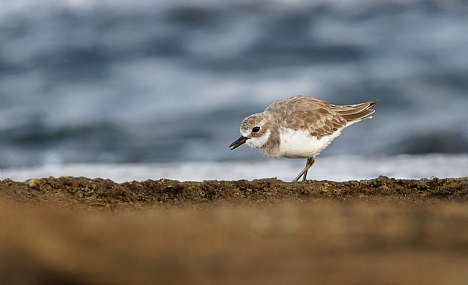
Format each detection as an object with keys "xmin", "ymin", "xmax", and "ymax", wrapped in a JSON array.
[{"xmin": 265, "ymin": 95, "xmax": 348, "ymax": 138}]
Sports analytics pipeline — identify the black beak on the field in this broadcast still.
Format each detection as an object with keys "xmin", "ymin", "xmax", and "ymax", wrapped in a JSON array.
[{"xmin": 229, "ymin": 136, "xmax": 248, "ymax": 150}]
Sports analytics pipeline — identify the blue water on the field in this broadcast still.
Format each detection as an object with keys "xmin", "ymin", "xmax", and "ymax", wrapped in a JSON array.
[{"xmin": 2, "ymin": 0, "xmax": 468, "ymax": 168}]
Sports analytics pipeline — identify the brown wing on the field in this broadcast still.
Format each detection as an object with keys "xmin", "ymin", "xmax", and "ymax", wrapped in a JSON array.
[
  {"xmin": 265, "ymin": 95, "xmax": 348, "ymax": 138},
  {"xmin": 331, "ymin": 100, "xmax": 377, "ymax": 122}
]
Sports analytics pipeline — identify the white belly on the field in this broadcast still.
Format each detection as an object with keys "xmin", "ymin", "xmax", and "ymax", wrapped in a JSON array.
[{"xmin": 278, "ymin": 128, "xmax": 342, "ymax": 158}]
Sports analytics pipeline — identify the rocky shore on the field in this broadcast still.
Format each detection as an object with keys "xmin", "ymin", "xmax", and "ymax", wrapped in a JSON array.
[{"xmin": 2, "ymin": 176, "xmax": 468, "ymax": 285}]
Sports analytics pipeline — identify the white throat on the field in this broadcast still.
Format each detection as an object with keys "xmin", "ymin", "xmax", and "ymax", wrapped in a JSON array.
[{"xmin": 244, "ymin": 129, "xmax": 271, "ymax": 149}]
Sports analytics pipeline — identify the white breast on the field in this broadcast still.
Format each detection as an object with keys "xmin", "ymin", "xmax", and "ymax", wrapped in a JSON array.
[{"xmin": 277, "ymin": 128, "xmax": 343, "ymax": 158}]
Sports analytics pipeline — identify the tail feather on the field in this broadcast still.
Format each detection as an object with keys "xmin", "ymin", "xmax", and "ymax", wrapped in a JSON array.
[{"xmin": 333, "ymin": 100, "xmax": 377, "ymax": 122}]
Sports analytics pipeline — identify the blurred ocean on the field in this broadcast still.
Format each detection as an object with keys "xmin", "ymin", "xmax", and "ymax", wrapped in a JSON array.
[
  {"xmin": 2, "ymin": 155, "xmax": 467, "ymax": 183},
  {"xmin": 1, "ymin": 0, "xmax": 467, "ymax": 179}
]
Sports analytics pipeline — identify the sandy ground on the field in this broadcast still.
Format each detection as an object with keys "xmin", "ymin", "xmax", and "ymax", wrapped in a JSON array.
[{"xmin": 1, "ymin": 176, "xmax": 468, "ymax": 285}]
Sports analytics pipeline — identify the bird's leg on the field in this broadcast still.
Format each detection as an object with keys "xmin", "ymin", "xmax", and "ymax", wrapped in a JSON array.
[
  {"xmin": 302, "ymin": 157, "xmax": 315, "ymax": 181},
  {"xmin": 292, "ymin": 157, "xmax": 315, "ymax": 182}
]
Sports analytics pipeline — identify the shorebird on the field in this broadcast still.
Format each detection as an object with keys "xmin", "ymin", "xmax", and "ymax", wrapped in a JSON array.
[{"xmin": 229, "ymin": 95, "xmax": 376, "ymax": 182}]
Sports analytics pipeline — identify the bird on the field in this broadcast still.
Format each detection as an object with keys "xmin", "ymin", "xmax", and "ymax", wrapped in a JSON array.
[{"xmin": 229, "ymin": 95, "xmax": 377, "ymax": 182}]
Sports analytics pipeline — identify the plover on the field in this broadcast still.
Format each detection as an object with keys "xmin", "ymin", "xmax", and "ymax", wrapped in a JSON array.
[{"xmin": 229, "ymin": 95, "xmax": 377, "ymax": 182}]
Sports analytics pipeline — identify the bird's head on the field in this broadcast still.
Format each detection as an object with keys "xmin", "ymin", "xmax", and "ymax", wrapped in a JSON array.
[{"xmin": 229, "ymin": 113, "xmax": 272, "ymax": 150}]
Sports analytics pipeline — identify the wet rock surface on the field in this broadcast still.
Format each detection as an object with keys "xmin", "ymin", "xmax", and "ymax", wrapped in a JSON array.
[
  {"xmin": 2, "ymin": 176, "xmax": 468, "ymax": 209},
  {"xmin": 1, "ymin": 176, "xmax": 468, "ymax": 285}
]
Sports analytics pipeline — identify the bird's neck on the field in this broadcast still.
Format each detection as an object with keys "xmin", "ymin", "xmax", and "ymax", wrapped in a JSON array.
[{"xmin": 260, "ymin": 122, "xmax": 281, "ymax": 158}]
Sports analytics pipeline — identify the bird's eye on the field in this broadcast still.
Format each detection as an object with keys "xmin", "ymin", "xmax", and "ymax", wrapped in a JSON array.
[{"xmin": 252, "ymin": 127, "xmax": 260, "ymax": 133}]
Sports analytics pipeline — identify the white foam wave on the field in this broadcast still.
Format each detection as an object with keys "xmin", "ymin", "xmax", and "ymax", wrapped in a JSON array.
[{"xmin": 2, "ymin": 154, "xmax": 466, "ymax": 183}]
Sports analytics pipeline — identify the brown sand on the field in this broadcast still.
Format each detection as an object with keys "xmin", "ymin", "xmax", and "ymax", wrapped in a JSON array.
[{"xmin": 1, "ymin": 176, "xmax": 468, "ymax": 285}]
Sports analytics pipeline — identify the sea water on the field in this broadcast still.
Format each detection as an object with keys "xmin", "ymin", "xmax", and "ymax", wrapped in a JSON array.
[{"xmin": 2, "ymin": 1, "xmax": 468, "ymax": 171}]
